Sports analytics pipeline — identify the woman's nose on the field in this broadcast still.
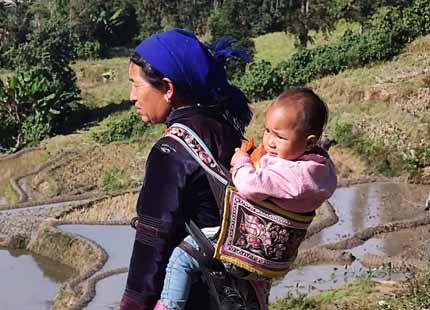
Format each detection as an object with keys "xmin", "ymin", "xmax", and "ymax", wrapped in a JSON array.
[{"xmin": 130, "ymin": 86, "xmax": 137, "ymax": 103}]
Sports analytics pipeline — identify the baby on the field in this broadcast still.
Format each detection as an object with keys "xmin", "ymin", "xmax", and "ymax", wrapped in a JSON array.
[
  {"xmin": 230, "ymin": 87, "xmax": 337, "ymax": 213},
  {"xmin": 155, "ymin": 87, "xmax": 337, "ymax": 310}
]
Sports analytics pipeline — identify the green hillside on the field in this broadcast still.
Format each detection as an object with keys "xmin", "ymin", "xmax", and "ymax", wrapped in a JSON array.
[{"xmin": 253, "ymin": 20, "xmax": 361, "ymax": 65}]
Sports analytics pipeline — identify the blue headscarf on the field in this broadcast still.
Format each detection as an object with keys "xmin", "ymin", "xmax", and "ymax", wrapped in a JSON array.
[{"xmin": 135, "ymin": 28, "xmax": 252, "ymax": 134}]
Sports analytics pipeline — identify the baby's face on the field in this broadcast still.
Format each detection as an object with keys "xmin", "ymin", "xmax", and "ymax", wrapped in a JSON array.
[{"xmin": 262, "ymin": 103, "xmax": 308, "ymax": 160}]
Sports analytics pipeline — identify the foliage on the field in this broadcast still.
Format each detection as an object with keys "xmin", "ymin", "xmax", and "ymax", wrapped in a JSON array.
[
  {"xmin": 283, "ymin": 0, "xmax": 339, "ymax": 47},
  {"xmin": 335, "ymin": 0, "xmax": 413, "ymax": 31},
  {"xmin": 0, "ymin": 0, "xmax": 33, "ymax": 49},
  {"xmin": 102, "ymin": 167, "xmax": 128, "ymax": 193},
  {"xmin": 275, "ymin": 0, "xmax": 430, "ymax": 89},
  {"xmin": 402, "ymin": 144, "xmax": 430, "ymax": 178},
  {"xmin": 269, "ymin": 294, "xmax": 319, "ymax": 310},
  {"xmin": 402, "ymin": 0, "xmax": 430, "ymax": 38},
  {"xmin": 377, "ymin": 272, "xmax": 430, "ymax": 310},
  {"xmin": 93, "ymin": 1, "xmax": 139, "ymax": 48},
  {"xmin": 74, "ymin": 41, "xmax": 102, "ymax": 60},
  {"xmin": 238, "ymin": 0, "xmax": 430, "ymax": 105},
  {"xmin": 89, "ymin": 107, "xmax": 150, "ymax": 144},
  {"xmin": 328, "ymin": 118, "xmax": 395, "ymax": 176},
  {"xmin": 207, "ymin": 1, "xmax": 256, "ymax": 80},
  {"xmin": 0, "ymin": 16, "xmax": 81, "ymax": 151},
  {"xmin": 236, "ymin": 61, "xmax": 284, "ymax": 102},
  {"xmin": 0, "ymin": 68, "xmax": 78, "ymax": 150}
]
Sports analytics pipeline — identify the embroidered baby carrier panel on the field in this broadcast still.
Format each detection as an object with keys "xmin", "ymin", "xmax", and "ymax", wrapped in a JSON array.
[{"xmin": 165, "ymin": 123, "xmax": 315, "ymax": 278}]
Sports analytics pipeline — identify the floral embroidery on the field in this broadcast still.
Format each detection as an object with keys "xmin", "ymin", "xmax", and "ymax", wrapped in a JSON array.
[{"xmin": 236, "ymin": 213, "xmax": 290, "ymax": 261}]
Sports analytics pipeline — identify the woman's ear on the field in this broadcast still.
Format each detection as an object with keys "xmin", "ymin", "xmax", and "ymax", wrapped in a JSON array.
[
  {"xmin": 306, "ymin": 134, "xmax": 318, "ymax": 150},
  {"xmin": 161, "ymin": 78, "xmax": 175, "ymax": 103}
]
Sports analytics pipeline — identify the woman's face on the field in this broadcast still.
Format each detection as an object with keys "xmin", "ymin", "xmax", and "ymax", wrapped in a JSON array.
[{"xmin": 129, "ymin": 63, "xmax": 172, "ymax": 123}]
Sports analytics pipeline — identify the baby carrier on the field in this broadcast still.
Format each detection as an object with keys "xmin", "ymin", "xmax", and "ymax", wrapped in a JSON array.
[{"xmin": 164, "ymin": 123, "xmax": 316, "ymax": 310}]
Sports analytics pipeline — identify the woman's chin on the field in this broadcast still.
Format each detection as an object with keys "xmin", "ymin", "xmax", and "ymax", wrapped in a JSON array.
[{"xmin": 139, "ymin": 114, "xmax": 149, "ymax": 122}]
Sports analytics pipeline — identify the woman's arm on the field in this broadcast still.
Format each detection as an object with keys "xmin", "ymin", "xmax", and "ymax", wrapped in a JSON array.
[{"xmin": 123, "ymin": 138, "xmax": 193, "ymax": 309}]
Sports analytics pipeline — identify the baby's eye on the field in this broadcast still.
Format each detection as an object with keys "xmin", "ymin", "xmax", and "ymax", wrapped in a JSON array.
[
  {"xmin": 277, "ymin": 134, "xmax": 287, "ymax": 140},
  {"xmin": 263, "ymin": 128, "xmax": 270, "ymax": 134}
]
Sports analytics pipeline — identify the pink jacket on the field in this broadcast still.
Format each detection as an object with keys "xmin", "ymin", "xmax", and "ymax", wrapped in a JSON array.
[{"xmin": 231, "ymin": 152, "xmax": 337, "ymax": 213}]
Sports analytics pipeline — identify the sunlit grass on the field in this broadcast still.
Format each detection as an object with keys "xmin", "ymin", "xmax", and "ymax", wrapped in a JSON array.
[
  {"xmin": 254, "ymin": 20, "xmax": 361, "ymax": 65},
  {"xmin": 72, "ymin": 57, "xmax": 130, "ymax": 108},
  {"xmin": 62, "ymin": 192, "xmax": 138, "ymax": 223},
  {"xmin": 269, "ymin": 278, "xmax": 378, "ymax": 310},
  {"xmin": 0, "ymin": 149, "xmax": 47, "ymax": 206}
]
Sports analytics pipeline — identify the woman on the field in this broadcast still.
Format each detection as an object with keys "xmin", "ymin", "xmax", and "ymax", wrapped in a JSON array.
[{"xmin": 120, "ymin": 28, "xmax": 252, "ymax": 310}]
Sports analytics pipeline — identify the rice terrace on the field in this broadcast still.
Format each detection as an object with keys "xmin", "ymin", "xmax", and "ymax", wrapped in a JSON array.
[{"xmin": 1, "ymin": 0, "xmax": 430, "ymax": 309}]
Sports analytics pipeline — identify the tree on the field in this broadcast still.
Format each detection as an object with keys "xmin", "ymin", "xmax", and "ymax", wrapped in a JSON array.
[
  {"xmin": 334, "ymin": 0, "xmax": 413, "ymax": 32},
  {"xmin": 284, "ymin": 0, "xmax": 338, "ymax": 48},
  {"xmin": 208, "ymin": 0, "xmax": 255, "ymax": 80},
  {"xmin": 1, "ymin": 16, "xmax": 81, "ymax": 151},
  {"xmin": 130, "ymin": 0, "xmax": 163, "ymax": 39},
  {"xmin": 0, "ymin": 0, "xmax": 33, "ymax": 48},
  {"xmin": 161, "ymin": 0, "xmax": 213, "ymax": 35},
  {"xmin": 253, "ymin": 0, "xmax": 289, "ymax": 35},
  {"xmin": 94, "ymin": 1, "xmax": 139, "ymax": 47}
]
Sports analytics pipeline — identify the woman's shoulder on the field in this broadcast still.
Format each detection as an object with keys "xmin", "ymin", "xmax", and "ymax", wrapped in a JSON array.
[{"xmin": 146, "ymin": 136, "xmax": 199, "ymax": 172}]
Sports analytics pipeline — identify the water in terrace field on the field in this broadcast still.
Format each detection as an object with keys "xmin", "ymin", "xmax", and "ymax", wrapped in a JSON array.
[
  {"xmin": 0, "ymin": 248, "xmax": 75, "ymax": 310},
  {"xmin": 2, "ymin": 182, "xmax": 430, "ymax": 308}
]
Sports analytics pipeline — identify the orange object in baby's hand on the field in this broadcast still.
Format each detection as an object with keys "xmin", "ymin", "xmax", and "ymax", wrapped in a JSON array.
[
  {"xmin": 240, "ymin": 139, "xmax": 255, "ymax": 153},
  {"xmin": 240, "ymin": 139, "xmax": 266, "ymax": 169},
  {"xmin": 250, "ymin": 144, "xmax": 266, "ymax": 169}
]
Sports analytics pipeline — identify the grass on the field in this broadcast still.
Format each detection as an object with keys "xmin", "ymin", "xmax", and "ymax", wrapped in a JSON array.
[
  {"xmin": 269, "ymin": 277, "xmax": 378, "ymax": 310},
  {"xmin": 29, "ymin": 225, "xmax": 100, "ymax": 272},
  {"xmin": 102, "ymin": 167, "xmax": 129, "ymax": 193},
  {"xmin": 307, "ymin": 35, "xmax": 430, "ymax": 179},
  {"xmin": 0, "ymin": 148, "xmax": 47, "ymax": 206},
  {"xmin": 253, "ymin": 20, "xmax": 361, "ymax": 65},
  {"xmin": 379, "ymin": 272, "xmax": 430, "ymax": 310},
  {"xmin": 313, "ymin": 277, "xmax": 375, "ymax": 304},
  {"xmin": 61, "ymin": 192, "xmax": 138, "ymax": 223},
  {"xmin": 72, "ymin": 57, "xmax": 130, "ymax": 108}
]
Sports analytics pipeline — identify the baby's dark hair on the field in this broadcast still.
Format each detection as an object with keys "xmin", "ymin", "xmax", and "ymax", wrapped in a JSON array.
[{"xmin": 276, "ymin": 87, "xmax": 328, "ymax": 138}]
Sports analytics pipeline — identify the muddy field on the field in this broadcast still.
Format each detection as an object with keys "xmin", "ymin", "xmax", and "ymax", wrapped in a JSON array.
[
  {"xmin": 0, "ymin": 115, "xmax": 429, "ymax": 309},
  {"xmin": 1, "ymin": 141, "xmax": 430, "ymax": 309}
]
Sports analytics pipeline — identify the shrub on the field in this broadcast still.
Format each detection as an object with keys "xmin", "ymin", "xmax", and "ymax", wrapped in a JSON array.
[
  {"xmin": 269, "ymin": 294, "xmax": 318, "ymax": 310},
  {"xmin": 102, "ymin": 167, "xmax": 128, "ymax": 193},
  {"xmin": 328, "ymin": 119, "xmax": 395, "ymax": 176},
  {"xmin": 402, "ymin": 144, "xmax": 430, "ymax": 178},
  {"xmin": 273, "ymin": 0, "xmax": 430, "ymax": 92},
  {"xmin": 89, "ymin": 107, "xmax": 150, "ymax": 144},
  {"xmin": 237, "ymin": 61, "xmax": 284, "ymax": 102},
  {"xmin": 0, "ymin": 16, "xmax": 82, "ymax": 152},
  {"xmin": 403, "ymin": 0, "xmax": 430, "ymax": 38},
  {"xmin": 74, "ymin": 41, "xmax": 102, "ymax": 60},
  {"xmin": 0, "ymin": 68, "xmax": 79, "ymax": 150}
]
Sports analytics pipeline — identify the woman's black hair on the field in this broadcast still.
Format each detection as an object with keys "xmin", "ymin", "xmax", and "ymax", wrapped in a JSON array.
[
  {"xmin": 129, "ymin": 52, "xmax": 252, "ymax": 134},
  {"xmin": 277, "ymin": 87, "xmax": 328, "ymax": 139},
  {"xmin": 130, "ymin": 52, "xmax": 164, "ymax": 90}
]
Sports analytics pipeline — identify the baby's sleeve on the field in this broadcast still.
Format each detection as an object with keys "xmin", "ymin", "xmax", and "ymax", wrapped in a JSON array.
[
  {"xmin": 232, "ymin": 155, "xmax": 306, "ymax": 202},
  {"xmin": 231, "ymin": 155, "xmax": 272, "ymax": 201}
]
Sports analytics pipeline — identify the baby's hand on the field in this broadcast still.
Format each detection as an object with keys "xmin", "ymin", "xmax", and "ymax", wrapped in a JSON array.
[{"xmin": 231, "ymin": 148, "xmax": 250, "ymax": 167}]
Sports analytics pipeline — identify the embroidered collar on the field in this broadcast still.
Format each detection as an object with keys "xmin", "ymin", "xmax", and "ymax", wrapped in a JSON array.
[
  {"xmin": 165, "ymin": 106, "xmax": 223, "ymax": 127},
  {"xmin": 165, "ymin": 106, "xmax": 200, "ymax": 127}
]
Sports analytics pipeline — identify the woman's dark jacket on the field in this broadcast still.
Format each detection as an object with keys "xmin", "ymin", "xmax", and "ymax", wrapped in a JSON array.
[{"xmin": 122, "ymin": 107, "xmax": 242, "ymax": 309}]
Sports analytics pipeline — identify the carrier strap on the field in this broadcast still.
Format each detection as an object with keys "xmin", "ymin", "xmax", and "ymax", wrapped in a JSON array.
[{"xmin": 164, "ymin": 123, "xmax": 230, "ymax": 185}]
